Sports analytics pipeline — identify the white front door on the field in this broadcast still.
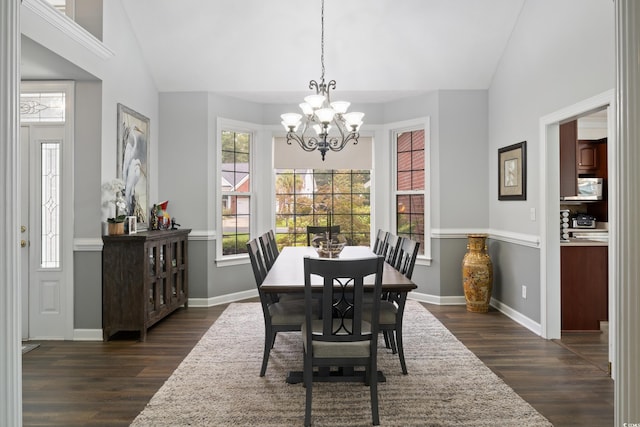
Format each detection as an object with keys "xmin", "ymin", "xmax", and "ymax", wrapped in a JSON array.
[
  {"xmin": 21, "ymin": 123, "xmax": 71, "ymax": 340},
  {"xmin": 20, "ymin": 81, "xmax": 75, "ymax": 341}
]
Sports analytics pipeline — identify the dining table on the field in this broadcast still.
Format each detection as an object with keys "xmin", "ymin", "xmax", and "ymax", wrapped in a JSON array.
[
  {"xmin": 260, "ymin": 245, "xmax": 417, "ymax": 384},
  {"xmin": 260, "ymin": 245, "xmax": 417, "ymax": 293}
]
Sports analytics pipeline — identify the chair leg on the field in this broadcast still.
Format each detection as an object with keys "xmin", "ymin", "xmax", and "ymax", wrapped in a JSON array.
[
  {"xmin": 260, "ymin": 328, "xmax": 273, "ymax": 377},
  {"xmin": 387, "ymin": 329, "xmax": 398, "ymax": 354},
  {"xmin": 382, "ymin": 330, "xmax": 391, "ymax": 349},
  {"xmin": 396, "ymin": 326, "xmax": 408, "ymax": 375},
  {"xmin": 370, "ymin": 362, "xmax": 380, "ymax": 425},
  {"xmin": 304, "ymin": 352, "xmax": 312, "ymax": 427}
]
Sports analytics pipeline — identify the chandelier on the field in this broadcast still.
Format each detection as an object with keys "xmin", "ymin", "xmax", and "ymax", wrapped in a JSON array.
[{"xmin": 280, "ymin": 0, "xmax": 364, "ymax": 161}]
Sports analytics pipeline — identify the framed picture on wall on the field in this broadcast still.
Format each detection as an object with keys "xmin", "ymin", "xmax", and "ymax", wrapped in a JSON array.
[
  {"xmin": 117, "ymin": 103, "xmax": 149, "ymax": 228},
  {"xmin": 498, "ymin": 141, "xmax": 526, "ymax": 200}
]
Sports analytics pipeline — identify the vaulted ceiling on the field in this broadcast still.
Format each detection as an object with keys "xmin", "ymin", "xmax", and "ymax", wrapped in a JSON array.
[
  {"xmin": 120, "ymin": 0, "xmax": 525, "ymax": 104},
  {"xmin": 22, "ymin": 0, "xmax": 526, "ymax": 105}
]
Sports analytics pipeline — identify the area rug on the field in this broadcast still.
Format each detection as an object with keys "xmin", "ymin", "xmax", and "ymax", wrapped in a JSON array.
[{"xmin": 131, "ymin": 301, "xmax": 552, "ymax": 426}]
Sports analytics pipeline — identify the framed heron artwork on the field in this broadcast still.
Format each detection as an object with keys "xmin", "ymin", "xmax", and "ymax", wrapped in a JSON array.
[{"xmin": 117, "ymin": 103, "xmax": 149, "ymax": 229}]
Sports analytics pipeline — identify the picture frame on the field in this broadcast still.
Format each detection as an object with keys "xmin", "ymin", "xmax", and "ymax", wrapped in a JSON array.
[
  {"xmin": 117, "ymin": 103, "xmax": 150, "ymax": 229},
  {"xmin": 125, "ymin": 216, "xmax": 137, "ymax": 234},
  {"xmin": 498, "ymin": 141, "xmax": 526, "ymax": 201}
]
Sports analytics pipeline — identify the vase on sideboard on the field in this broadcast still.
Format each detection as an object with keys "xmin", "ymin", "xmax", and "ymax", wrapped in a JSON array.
[
  {"xmin": 108, "ymin": 221, "xmax": 125, "ymax": 236},
  {"xmin": 462, "ymin": 233, "xmax": 493, "ymax": 313}
]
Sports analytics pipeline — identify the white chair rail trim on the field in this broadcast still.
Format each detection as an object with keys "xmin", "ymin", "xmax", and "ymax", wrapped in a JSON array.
[{"xmin": 432, "ymin": 228, "xmax": 540, "ymax": 249}]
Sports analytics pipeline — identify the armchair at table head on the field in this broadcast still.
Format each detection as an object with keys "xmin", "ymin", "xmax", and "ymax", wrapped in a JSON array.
[
  {"xmin": 301, "ymin": 255, "xmax": 384, "ymax": 426},
  {"xmin": 306, "ymin": 225, "xmax": 340, "ymax": 246}
]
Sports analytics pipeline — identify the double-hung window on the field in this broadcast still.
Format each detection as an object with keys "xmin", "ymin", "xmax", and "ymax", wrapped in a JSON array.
[
  {"xmin": 219, "ymin": 126, "xmax": 252, "ymax": 258},
  {"xmin": 392, "ymin": 119, "xmax": 429, "ymax": 259}
]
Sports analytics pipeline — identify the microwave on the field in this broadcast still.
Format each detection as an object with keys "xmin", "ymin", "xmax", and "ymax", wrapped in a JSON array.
[{"xmin": 562, "ymin": 178, "xmax": 603, "ymax": 201}]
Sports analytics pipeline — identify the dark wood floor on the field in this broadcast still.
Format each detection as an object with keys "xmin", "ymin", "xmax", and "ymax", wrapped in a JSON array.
[{"xmin": 21, "ymin": 302, "xmax": 613, "ymax": 426}]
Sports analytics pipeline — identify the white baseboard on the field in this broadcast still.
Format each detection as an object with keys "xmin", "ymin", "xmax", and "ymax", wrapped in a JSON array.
[
  {"xmin": 188, "ymin": 289, "xmax": 258, "ymax": 307},
  {"xmin": 72, "ymin": 290, "xmax": 541, "ymax": 341},
  {"xmin": 490, "ymin": 298, "xmax": 542, "ymax": 335},
  {"xmin": 408, "ymin": 292, "xmax": 466, "ymax": 306},
  {"xmin": 409, "ymin": 292, "xmax": 542, "ymax": 336},
  {"xmin": 73, "ymin": 329, "xmax": 103, "ymax": 341}
]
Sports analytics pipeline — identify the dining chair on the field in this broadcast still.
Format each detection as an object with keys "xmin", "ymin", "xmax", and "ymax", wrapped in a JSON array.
[
  {"xmin": 306, "ymin": 225, "xmax": 340, "ymax": 246},
  {"xmin": 259, "ymin": 231, "xmax": 278, "ymax": 270},
  {"xmin": 302, "ymin": 255, "xmax": 384, "ymax": 426},
  {"xmin": 247, "ymin": 238, "xmax": 313, "ymax": 377},
  {"xmin": 381, "ymin": 233, "xmax": 401, "ymax": 266},
  {"xmin": 372, "ymin": 229, "xmax": 388, "ymax": 256},
  {"xmin": 376, "ymin": 237, "xmax": 420, "ymax": 375}
]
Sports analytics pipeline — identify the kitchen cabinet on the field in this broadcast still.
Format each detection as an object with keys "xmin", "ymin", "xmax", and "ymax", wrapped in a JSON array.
[
  {"xmin": 577, "ymin": 140, "xmax": 599, "ymax": 174},
  {"xmin": 560, "ymin": 245, "xmax": 608, "ymax": 331},
  {"xmin": 560, "ymin": 120, "xmax": 578, "ymax": 197},
  {"xmin": 102, "ymin": 229, "xmax": 190, "ymax": 341}
]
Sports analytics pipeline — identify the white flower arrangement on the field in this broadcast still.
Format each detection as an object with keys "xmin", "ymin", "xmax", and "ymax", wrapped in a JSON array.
[{"xmin": 102, "ymin": 178, "xmax": 127, "ymax": 223}]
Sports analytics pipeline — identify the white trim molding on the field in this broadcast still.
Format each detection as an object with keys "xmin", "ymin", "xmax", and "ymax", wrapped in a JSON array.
[
  {"xmin": 614, "ymin": 1, "xmax": 640, "ymax": 423},
  {"xmin": 21, "ymin": 0, "xmax": 114, "ymax": 59},
  {"xmin": 188, "ymin": 289, "xmax": 257, "ymax": 308},
  {"xmin": 188, "ymin": 229, "xmax": 216, "ymax": 241},
  {"xmin": 432, "ymin": 228, "xmax": 540, "ymax": 248},
  {"xmin": 0, "ymin": 0, "xmax": 23, "ymax": 424}
]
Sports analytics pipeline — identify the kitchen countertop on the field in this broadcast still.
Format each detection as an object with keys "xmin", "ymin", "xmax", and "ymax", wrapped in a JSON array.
[{"xmin": 561, "ymin": 238, "xmax": 608, "ymax": 247}]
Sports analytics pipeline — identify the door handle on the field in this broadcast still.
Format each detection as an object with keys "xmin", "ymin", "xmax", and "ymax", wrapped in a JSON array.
[
  {"xmin": 21, "ymin": 225, "xmax": 26, "ymax": 233},
  {"xmin": 21, "ymin": 240, "xmax": 27, "ymax": 248}
]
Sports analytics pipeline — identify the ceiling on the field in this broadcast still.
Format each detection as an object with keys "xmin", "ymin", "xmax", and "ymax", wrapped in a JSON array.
[{"xmin": 23, "ymin": 0, "xmax": 526, "ymax": 105}]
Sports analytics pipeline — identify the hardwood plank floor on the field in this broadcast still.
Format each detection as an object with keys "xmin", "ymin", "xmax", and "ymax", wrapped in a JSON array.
[{"xmin": 22, "ymin": 301, "xmax": 613, "ymax": 426}]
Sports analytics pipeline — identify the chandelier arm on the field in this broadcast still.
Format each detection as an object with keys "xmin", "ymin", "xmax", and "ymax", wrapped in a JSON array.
[{"xmin": 286, "ymin": 132, "xmax": 320, "ymax": 152}]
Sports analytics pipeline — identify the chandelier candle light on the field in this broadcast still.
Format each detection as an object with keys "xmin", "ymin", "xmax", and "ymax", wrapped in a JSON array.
[{"xmin": 281, "ymin": 0, "xmax": 364, "ymax": 161}]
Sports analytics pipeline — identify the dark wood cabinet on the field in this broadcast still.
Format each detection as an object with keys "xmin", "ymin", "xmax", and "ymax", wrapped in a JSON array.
[
  {"xmin": 560, "ymin": 120, "xmax": 578, "ymax": 197},
  {"xmin": 577, "ymin": 140, "xmax": 599, "ymax": 174},
  {"xmin": 102, "ymin": 229, "xmax": 190, "ymax": 341},
  {"xmin": 560, "ymin": 245, "xmax": 608, "ymax": 331}
]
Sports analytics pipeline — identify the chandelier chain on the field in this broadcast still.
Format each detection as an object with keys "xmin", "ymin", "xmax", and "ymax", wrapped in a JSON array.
[{"xmin": 320, "ymin": 0, "xmax": 325, "ymax": 83}]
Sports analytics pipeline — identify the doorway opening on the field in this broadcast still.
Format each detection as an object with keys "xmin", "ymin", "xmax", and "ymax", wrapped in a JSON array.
[{"xmin": 540, "ymin": 89, "xmax": 615, "ymax": 378}]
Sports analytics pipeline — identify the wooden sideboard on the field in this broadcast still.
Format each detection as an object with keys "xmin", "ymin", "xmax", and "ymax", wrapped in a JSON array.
[{"xmin": 102, "ymin": 229, "xmax": 190, "ymax": 341}]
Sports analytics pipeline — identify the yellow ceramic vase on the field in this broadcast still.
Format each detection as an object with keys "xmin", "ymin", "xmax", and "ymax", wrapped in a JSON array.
[{"xmin": 462, "ymin": 234, "xmax": 493, "ymax": 313}]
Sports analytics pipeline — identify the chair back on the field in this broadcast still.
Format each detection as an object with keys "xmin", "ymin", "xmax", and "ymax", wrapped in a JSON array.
[
  {"xmin": 372, "ymin": 229, "xmax": 388, "ymax": 255},
  {"xmin": 247, "ymin": 238, "xmax": 268, "ymax": 287},
  {"xmin": 267, "ymin": 230, "xmax": 279, "ymax": 256},
  {"xmin": 382, "ymin": 233, "xmax": 402, "ymax": 266},
  {"xmin": 306, "ymin": 225, "xmax": 340, "ymax": 246},
  {"xmin": 395, "ymin": 238, "xmax": 420, "ymax": 279},
  {"xmin": 303, "ymin": 256, "xmax": 384, "ymax": 346},
  {"xmin": 259, "ymin": 232, "xmax": 277, "ymax": 270}
]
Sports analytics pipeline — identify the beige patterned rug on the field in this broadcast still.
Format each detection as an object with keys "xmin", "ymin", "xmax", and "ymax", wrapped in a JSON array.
[{"xmin": 131, "ymin": 301, "xmax": 552, "ymax": 426}]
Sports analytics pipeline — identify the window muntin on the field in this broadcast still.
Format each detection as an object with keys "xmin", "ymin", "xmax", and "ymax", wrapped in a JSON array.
[
  {"xmin": 395, "ymin": 129, "xmax": 426, "ymax": 254},
  {"xmin": 275, "ymin": 169, "xmax": 371, "ymax": 249},
  {"xmin": 220, "ymin": 130, "xmax": 251, "ymax": 256}
]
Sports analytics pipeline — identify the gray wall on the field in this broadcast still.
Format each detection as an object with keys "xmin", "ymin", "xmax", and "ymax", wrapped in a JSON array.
[{"xmin": 60, "ymin": 0, "xmax": 615, "ymax": 333}]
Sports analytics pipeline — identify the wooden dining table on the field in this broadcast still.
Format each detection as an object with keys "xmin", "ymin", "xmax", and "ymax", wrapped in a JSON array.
[
  {"xmin": 260, "ymin": 245, "xmax": 417, "ymax": 384},
  {"xmin": 260, "ymin": 245, "xmax": 417, "ymax": 294}
]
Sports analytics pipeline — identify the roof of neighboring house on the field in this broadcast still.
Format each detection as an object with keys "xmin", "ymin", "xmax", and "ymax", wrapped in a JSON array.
[{"xmin": 221, "ymin": 163, "xmax": 249, "ymax": 191}]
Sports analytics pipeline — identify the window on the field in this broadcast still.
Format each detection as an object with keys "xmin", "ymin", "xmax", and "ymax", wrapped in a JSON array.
[
  {"xmin": 20, "ymin": 92, "xmax": 66, "ymax": 123},
  {"xmin": 394, "ymin": 128, "xmax": 427, "ymax": 255},
  {"xmin": 275, "ymin": 169, "xmax": 371, "ymax": 249},
  {"xmin": 40, "ymin": 141, "xmax": 61, "ymax": 268},
  {"xmin": 220, "ymin": 130, "xmax": 251, "ymax": 256}
]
